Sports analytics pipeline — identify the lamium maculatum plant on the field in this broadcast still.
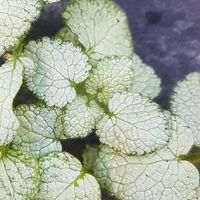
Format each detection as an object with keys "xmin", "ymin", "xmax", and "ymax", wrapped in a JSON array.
[{"xmin": 0, "ymin": 0, "xmax": 200, "ymax": 200}]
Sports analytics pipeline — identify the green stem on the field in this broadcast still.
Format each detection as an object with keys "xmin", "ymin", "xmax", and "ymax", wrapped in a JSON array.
[
  {"xmin": 13, "ymin": 40, "xmax": 24, "ymax": 66},
  {"xmin": 180, "ymin": 146, "xmax": 200, "ymax": 164},
  {"xmin": 181, "ymin": 154, "xmax": 200, "ymax": 164},
  {"xmin": 3, "ymin": 38, "xmax": 25, "ymax": 66},
  {"xmin": 73, "ymin": 81, "xmax": 114, "ymax": 116},
  {"xmin": 0, "ymin": 145, "xmax": 10, "ymax": 159},
  {"xmin": 74, "ymin": 169, "xmax": 85, "ymax": 186},
  {"xmin": 86, "ymin": 45, "xmax": 96, "ymax": 55}
]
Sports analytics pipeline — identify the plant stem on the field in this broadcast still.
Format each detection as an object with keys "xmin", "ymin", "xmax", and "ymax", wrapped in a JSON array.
[{"xmin": 180, "ymin": 146, "xmax": 200, "ymax": 164}]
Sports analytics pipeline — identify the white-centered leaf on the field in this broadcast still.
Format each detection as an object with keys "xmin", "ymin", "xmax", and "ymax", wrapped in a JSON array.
[
  {"xmin": 22, "ymin": 37, "xmax": 91, "ymax": 107},
  {"xmin": 85, "ymin": 56, "xmax": 134, "ymax": 104},
  {"xmin": 11, "ymin": 104, "xmax": 63, "ymax": 158},
  {"xmin": 0, "ymin": 0, "xmax": 41, "ymax": 56},
  {"xmin": 35, "ymin": 151, "xmax": 101, "ymax": 200},
  {"xmin": 130, "ymin": 54, "xmax": 161, "ymax": 98},
  {"xmin": 0, "ymin": 149, "xmax": 40, "ymax": 200},
  {"xmin": 96, "ymin": 92, "xmax": 169, "ymax": 155},
  {"xmin": 0, "ymin": 60, "xmax": 23, "ymax": 146},
  {"xmin": 93, "ymin": 116, "xmax": 198, "ymax": 200},
  {"xmin": 59, "ymin": 96, "xmax": 104, "ymax": 139},
  {"xmin": 63, "ymin": 0, "xmax": 133, "ymax": 60},
  {"xmin": 170, "ymin": 72, "xmax": 200, "ymax": 146}
]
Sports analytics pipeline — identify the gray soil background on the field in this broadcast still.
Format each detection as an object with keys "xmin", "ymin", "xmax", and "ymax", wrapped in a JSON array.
[{"xmin": 15, "ymin": 0, "xmax": 200, "ymax": 199}]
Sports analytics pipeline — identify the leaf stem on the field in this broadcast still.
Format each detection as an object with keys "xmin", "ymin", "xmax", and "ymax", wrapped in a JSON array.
[{"xmin": 180, "ymin": 146, "xmax": 200, "ymax": 164}]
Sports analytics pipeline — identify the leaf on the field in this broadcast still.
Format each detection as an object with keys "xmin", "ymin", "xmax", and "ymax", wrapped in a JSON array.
[
  {"xmin": 44, "ymin": 0, "xmax": 60, "ymax": 3},
  {"xmin": 93, "ymin": 116, "xmax": 198, "ymax": 200},
  {"xmin": 0, "ymin": 0, "xmax": 42, "ymax": 56},
  {"xmin": 63, "ymin": 0, "xmax": 133, "ymax": 60},
  {"xmin": 56, "ymin": 27, "xmax": 80, "ymax": 47},
  {"xmin": 0, "ymin": 60, "xmax": 23, "ymax": 146},
  {"xmin": 130, "ymin": 54, "xmax": 161, "ymax": 98},
  {"xmin": 82, "ymin": 145, "xmax": 99, "ymax": 173},
  {"xmin": 170, "ymin": 72, "xmax": 200, "ymax": 146},
  {"xmin": 11, "ymin": 104, "xmax": 63, "ymax": 158},
  {"xmin": 96, "ymin": 92, "xmax": 169, "ymax": 155},
  {"xmin": 164, "ymin": 111, "xmax": 194, "ymax": 157},
  {"xmin": 35, "ymin": 151, "xmax": 101, "ymax": 200},
  {"xmin": 59, "ymin": 96, "xmax": 104, "ymax": 139},
  {"xmin": 21, "ymin": 37, "xmax": 91, "ymax": 107},
  {"xmin": 85, "ymin": 56, "xmax": 134, "ymax": 104},
  {"xmin": 196, "ymin": 186, "xmax": 200, "ymax": 199},
  {"xmin": 0, "ymin": 149, "xmax": 40, "ymax": 200}
]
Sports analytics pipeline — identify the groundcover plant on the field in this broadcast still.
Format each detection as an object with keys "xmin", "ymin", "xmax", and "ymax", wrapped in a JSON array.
[{"xmin": 0, "ymin": 0, "xmax": 200, "ymax": 199}]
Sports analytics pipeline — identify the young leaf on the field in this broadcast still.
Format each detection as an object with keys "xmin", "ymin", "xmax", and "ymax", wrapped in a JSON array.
[
  {"xmin": 170, "ymin": 72, "xmax": 200, "ymax": 146},
  {"xmin": 22, "ymin": 38, "xmax": 91, "ymax": 107},
  {"xmin": 0, "ymin": 0, "xmax": 42, "ymax": 55},
  {"xmin": 11, "ymin": 104, "xmax": 63, "ymax": 158},
  {"xmin": 0, "ymin": 60, "xmax": 23, "ymax": 146},
  {"xmin": 82, "ymin": 144, "xmax": 99, "ymax": 173},
  {"xmin": 35, "ymin": 151, "xmax": 101, "ymax": 200},
  {"xmin": 59, "ymin": 96, "xmax": 104, "ymax": 139},
  {"xmin": 0, "ymin": 149, "xmax": 40, "ymax": 200},
  {"xmin": 85, "ymin": 56, "xmax": 134, "ymax": 104},
  {"xmin": 96, "ymin": 92, "xmax": 169, "ymax": 155},
  {"xmin": 130, "ymin": 54, "xmax": 161, "ymax": 98},
  {"xmin": 56, "ymin": 27, "xmax": 80, "ymax": 47},
  {"xmin": 63, "ymin": 0, "xmax": 133, "ymax": 60},
  {"xmin": 93, "ymin": 116, "xmax": 198, "ymax": 200}
]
